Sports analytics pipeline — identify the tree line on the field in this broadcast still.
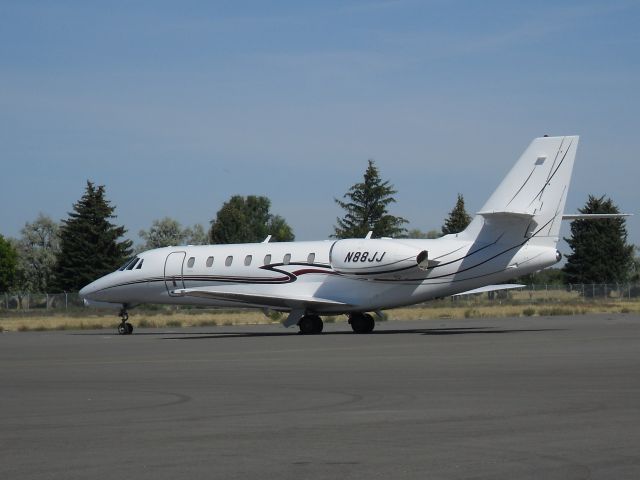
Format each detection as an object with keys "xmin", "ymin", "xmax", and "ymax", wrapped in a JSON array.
[{"xmin": 0, "ymin": 162, "xmax": 637, "ymax": 293}]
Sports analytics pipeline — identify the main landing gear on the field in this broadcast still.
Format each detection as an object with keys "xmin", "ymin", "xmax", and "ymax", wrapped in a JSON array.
[
  {"xmin": 348, "ymin": 312, "xmax": 375, "ymax": 334},
  {"xmin": 298, "ymin": 314, "xmax": 323, "ymax": 335},
  {"xmin": 297, "ymin": 312, "xmax": 376, "ymax": 334},
  {"xmin": 117, "ymin": 307, "xmax": 133, "ymax": 335}
]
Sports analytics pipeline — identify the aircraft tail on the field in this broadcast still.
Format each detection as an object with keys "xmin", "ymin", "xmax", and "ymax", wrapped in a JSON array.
[{"xmin": 462, "ymin": 135, "xmax": 579, "ymax": 247}]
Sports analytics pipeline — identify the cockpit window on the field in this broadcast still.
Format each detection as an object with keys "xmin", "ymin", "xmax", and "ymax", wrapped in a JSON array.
[
  {"xmin": 126, "ymin": 258, "xmax": 140, "ymax": 270},
  {"xmin": 119, "ymin": 257, "xmax": 137, "ymax": 271},
  {"xmin": 136, "ymin": 259, "xmax": 144, "ymax": 269}
]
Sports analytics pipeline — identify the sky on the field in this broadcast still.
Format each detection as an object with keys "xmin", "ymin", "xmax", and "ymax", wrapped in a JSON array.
[{"xmin": 1, "ymin": 0, "xmax": 638, "ymax": 254}]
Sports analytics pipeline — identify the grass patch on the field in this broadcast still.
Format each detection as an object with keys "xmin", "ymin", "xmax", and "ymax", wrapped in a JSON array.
[
  {"xmin": 537, "ymin": 306, "xmax": 579, "ymax": 316},
  {"xmin": 2, "ymin": 298, "xmax": 639, "ymax": 332},
  {"xmin": 464, "ymin": 308, "xmax": 481, "ymax": 319},
  {"xmin": 195, "ymin": 319, "xmax": 218, "ymax": 327}
]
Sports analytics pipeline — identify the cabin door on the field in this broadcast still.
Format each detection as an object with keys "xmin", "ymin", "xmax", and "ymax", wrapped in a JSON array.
[{"xmin": 164, "ymin": 251, "xmax": 186, "ymax": 295}]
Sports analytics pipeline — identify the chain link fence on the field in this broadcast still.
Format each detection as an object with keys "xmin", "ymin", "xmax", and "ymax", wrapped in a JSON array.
[{"xmin": 1, "ymin": 284, "xmax": 639, "ymax": 313}]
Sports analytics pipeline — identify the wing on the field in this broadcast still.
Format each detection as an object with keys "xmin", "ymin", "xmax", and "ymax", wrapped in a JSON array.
[
  {"xmin": 562, "ymin": 213, "xmax": 632, "ymax": 220},
  {"xmin": 452, "ymin": 284, "xmax": 525, "ymax": 296},
  {"xmin": 172, "ymin": 287, "xmax": 351, "ymax": 310}
]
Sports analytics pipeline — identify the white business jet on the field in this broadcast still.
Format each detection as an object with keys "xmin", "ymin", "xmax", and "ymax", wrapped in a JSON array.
[{"xmin": 79, "ymin": 135, "xmax": 625, "ymax": 335}]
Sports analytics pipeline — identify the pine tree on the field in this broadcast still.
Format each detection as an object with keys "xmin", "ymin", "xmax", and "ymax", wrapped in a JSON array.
[
  {"xmin": 441, "ymin": 194, "xmax": 472, "ymax": 235},
  {"xmin": 563, "ymin": 195, "xmax": 634, "ymax": 288},
  {"xmin": 52, "ymin": 181, "xmax": 133, "ymax": 292},
  {"xmin": 333, "ymin": 160, "xmax": 407, "ymax": 239},
  {"xmin": 209, "ymin": 195, "xmax": 294, "ymax": 244},
  {"xmin": 0, "ymin": 234, "xmax": 18, "ymax": 292}
]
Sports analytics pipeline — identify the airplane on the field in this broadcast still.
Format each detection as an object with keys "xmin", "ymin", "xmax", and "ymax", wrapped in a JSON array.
[{"xmin": 79, "ymin": 135, "xmax": 629, "ymax": 335}]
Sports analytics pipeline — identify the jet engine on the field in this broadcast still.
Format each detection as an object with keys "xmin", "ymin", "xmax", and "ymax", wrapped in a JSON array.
[{"xmin": 329, "ymin": 238, "xmax": 429, "ymax": 278}]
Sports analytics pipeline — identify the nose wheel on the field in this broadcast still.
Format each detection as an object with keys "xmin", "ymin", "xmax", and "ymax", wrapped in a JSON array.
[{"xmin": 118, "ymin": 308, "xmax": 133, "ymax": 335}]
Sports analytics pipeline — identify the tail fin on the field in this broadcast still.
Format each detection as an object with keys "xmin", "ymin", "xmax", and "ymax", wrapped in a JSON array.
[{"xmin": 463, "ymin": 135, "xmax": 579, "ymax": 247}]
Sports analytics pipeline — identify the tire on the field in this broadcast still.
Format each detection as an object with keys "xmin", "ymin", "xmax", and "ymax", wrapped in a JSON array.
[
  {"xmin": 126, "ymin": 322, "xmax": 134, "ymax": 334},
  {"xmin": 298, "ymin": 316, "xmax": 316, "ymax": 335},
  {"xmin": 299, "ymin": 315, "xmax": 323, "ymax": 334},
  {"xmin": 118, "ymin": 324, "xmax": 127, "ymax": 335},
  {"xmin": 350, "ymin": 313, "xmax": 375, "ymax": 334},
  {"xmin": 311, "ymin": 315, "xmax": 323, "ymax": 334}
]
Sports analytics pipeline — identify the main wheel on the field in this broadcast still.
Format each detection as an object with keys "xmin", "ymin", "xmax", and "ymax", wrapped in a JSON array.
[
  {"xmin": 118, "ymin": 323, "xmax": 127, "ymax": 335},
  {"xmin": 311, "ymin": 315, "xmax": 323, "ymax": 334},
  {"xmin": 349, "ymin": 313, "xmax": 375, "ymax": 334},
  {"xmin": 298, "ymin": 315, "xmax": 323, "ymax": 334},
  {"xmin": 126, "ymin": 322, "xmax": 134, "ymax": 334}
]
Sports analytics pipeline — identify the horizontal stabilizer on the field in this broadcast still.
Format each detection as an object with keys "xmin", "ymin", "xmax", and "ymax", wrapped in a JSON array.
[
  {"xmin": 173, "ymin": 287, "xmax": 351, "ymax": 309},
  {"xmin": 562, "ymin": 213, "xmax": 632, "ymax": 220},
  {"xmin": 453, "ymin": 284, "xmax": 525, "ymax": 296},
  {"xmin": 477, "ymin": 211, "xmax": 535, "ymax": 219}
]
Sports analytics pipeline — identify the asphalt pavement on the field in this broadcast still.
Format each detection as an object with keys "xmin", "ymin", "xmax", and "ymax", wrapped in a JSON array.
[{"xmin": 1, "ymin": 314, "xmax": 639, "ymax": 479}]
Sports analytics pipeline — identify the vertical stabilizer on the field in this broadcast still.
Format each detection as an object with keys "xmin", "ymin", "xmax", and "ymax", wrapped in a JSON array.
[{"xmin": 465, "ymin": 136, "xmax": 579, "ymax": 247}]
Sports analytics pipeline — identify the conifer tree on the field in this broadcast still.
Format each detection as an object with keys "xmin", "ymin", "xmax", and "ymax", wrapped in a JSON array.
[
  {"xmin": 52, "ymin": 181, "xmax": 133, "ymax": 292},
  {"xmin": 441, "ymin": 194, "xmax": 472, "ymax": 235},
  {"xmin": 333, "ymin": 160, "xmax": 407, "ymax": 239},
  {"xmin": 0, "ymin": 234, "xmax": 18, "ymax": 292},
  {"xmin": 563, "ymin": 195, "xmax": 634, "ymax": 287}
]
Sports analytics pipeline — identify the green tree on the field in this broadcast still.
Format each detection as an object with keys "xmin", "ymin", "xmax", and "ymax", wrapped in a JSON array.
[
  {"xmin": 184, "ymin": 223, "xmax": 207, "ymax": 245},
  {"xmin": 14, "ymin": 214, "xmax": 60, "ymax": 292},
  {"xmin": 209, "ymin": 195, "xmax": 294, "ymax": 244},
  {"xmin": 563, "ymin": 195, "xmax": 634, "ymax": 287},
  {"xmin": 517, "ymin": 267, "xmax": 567, "ymax": 286},
  {"xmin": 52, "ymin": 181, "xmax": 133, "ymax": 292},
  {"xmin": 0, "ymin": 234, "xmax": 18, "ymax": 292},
  {"xmin": 139, "ymin": 218, "xmax": 208, "ymax": 250},
  {"xmin": 334, "ymin": 159, "xmax": 407, "ymax": 239},
  {"xmin": 441, "ymin": 194, "xmax": 472, "ymax": 235},
  {"xmin": 401, "ymin": 228, "xmax": 441, "ymax": 239}
]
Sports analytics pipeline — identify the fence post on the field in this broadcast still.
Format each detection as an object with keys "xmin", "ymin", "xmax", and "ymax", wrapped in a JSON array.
[
  {"xmin": 65, "ymin": 292, "xmax": 68, "ymax": 310},
  {"xmin": 46, "ymin": 293, "xmax": 49, "ymax": 310},
  {"xmin": 4, "ymin": 292, "xmax": 7, "ymax": 310}
]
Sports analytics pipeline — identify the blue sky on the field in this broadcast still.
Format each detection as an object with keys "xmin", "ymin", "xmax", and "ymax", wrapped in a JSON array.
[{"xmin": 1, "ymin": 0, "xmax": 638, "ymax": 252}]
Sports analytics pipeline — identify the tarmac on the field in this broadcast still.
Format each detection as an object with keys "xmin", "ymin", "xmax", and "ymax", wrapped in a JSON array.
[{"xmin": 1, "ymin": 314, "xmax": 639, "ymax": 479}]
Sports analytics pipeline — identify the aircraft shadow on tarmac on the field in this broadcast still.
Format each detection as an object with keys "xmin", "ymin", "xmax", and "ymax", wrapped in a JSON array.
[
  {"xmin": 157, "ymin": 326, "xmax": 565, "ymax": 340},
  {"xmin": 71, "ymin": 326, "xmax": 565, "ymax": 340}
]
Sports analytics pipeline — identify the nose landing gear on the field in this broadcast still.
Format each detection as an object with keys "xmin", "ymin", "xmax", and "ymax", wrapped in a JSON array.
[{"xmin": 118, "ymin": 307, "xmax": 133, "ymax": 335}]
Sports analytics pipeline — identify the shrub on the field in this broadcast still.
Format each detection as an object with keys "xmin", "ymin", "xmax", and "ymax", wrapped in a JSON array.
[{"xmin": 522, "ymin": 307, "xmax": 536, "ymax": 317}]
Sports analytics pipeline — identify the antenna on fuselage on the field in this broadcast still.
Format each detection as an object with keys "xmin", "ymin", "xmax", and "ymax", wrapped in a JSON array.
[
  {"xmin": 365, "ymin": 231, "xmax": 373, "ymax": 239},
  {"xmin": 262, "ymin": 235, "xmax": 272, "ymax": 243}
]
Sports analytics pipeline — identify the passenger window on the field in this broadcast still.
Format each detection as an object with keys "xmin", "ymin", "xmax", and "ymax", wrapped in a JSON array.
[
  {"xmin": 283, "ymin": 253, "xmax": 291, "ymax": 265},
  {"xmin": 187, "ymin": 257, "xmax": 195, "ymax": 268},
  {"xmin": 206, "ymin": 256, "xmax": 214, "ymax": 267},
  {"xmin": 244, "ymin": 255, "xmax": 252, "ymax": 266},
  {"xmin": 225, "ymin": 256, "xmax": 233, "ymax": 267},
  {"xmin": 307, "ymin": 253, "xmax": 315, "ymax": 264},
  {"xmin": 264, "ymin": 254, "xmax": 271, "ymax": 265},
  {"xmin": 126, "ymin": 258, "xmax": 139, "ymax": 270},
  {"xmin": 136, "ymin": 259, "xmax": 144, "ymax": 269}
]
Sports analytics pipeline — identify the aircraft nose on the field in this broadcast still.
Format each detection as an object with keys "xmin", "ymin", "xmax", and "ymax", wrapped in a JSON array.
[{"xmin": 79, "ymin": 282, "xmax": 97, "ymax": 300}]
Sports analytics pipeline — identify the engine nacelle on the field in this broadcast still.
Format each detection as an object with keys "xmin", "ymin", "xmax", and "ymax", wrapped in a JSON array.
[{"xmin": 329, "ymin": 238, "xmax": 429, "ymax": 278}]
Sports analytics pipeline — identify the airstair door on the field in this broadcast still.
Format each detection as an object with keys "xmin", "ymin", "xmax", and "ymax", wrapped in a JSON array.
[{"xmin": 164, "ymin": 251, "xmax": 186, "ymax": 295}]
